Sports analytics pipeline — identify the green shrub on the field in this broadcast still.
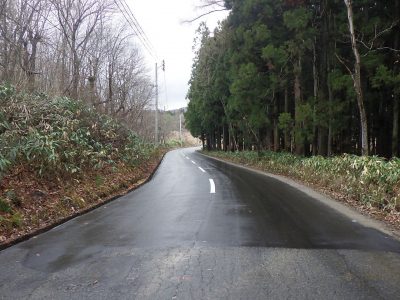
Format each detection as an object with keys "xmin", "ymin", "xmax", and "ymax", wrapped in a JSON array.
[
  {"xmin": 165, "ymin": 139, "xmax": 182, "ymax": 148},
  {"xmin": 95, "ymin": 175, "xmax": 104, "ymax": 187},
  {"xmin": 5, "ymin": 190, "xmax": 21, "ymax": 207},
  {"xmin": 0, "ymin": 154, "xmax": 10, "ymax": 177},
  {"xmin": 0, "ymin": 85, "xmax": 157, "ymax": 178},
  {"xmin": 0, "ymin": 198, "xmax": 11, "ymax": 213},
  {"xmin": 10, "ymin": 213, "xmax": 22, "ymax": 228}
]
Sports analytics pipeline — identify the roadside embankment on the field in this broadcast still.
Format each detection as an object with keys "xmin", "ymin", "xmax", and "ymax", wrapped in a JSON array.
[{"xmin": 0, "ymin": 85, "xmax": 166, "ymax": 248}]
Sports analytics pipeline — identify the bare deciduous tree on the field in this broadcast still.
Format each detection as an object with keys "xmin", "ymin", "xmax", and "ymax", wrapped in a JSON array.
[
  {"xmin": 343, "ymin": 0, "xmax": 368, "ymax": 156},
  {"xmin": 0, "ymin": 0, "xmax": 156, "ymax": 140},
  {"xmin": 50, "ymin": 0, "xmax": 112, "ymax": 99}
]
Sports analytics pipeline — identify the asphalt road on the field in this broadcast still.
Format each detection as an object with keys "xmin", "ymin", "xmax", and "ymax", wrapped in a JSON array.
[{"xmin": 1, "ymin": 148, "xmax": 400, "ymax": 299}]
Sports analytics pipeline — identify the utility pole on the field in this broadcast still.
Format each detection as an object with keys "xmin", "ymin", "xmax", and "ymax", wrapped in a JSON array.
[
  {"xmin": 179, "ymin": 111, "xmax": 182, "ymax": 146},
  {"xmin": 155, "ymin": 62, "xmax": 159, "ymax": 144},
  {"xmin": 154, "ymin": 60, "xmax": 165, "ymax": 144}
]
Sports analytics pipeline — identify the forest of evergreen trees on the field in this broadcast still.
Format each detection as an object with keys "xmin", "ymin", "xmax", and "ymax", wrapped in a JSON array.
[{"xmin": 185, "ymin": 0, "xmax": 400, "ymax": 158}]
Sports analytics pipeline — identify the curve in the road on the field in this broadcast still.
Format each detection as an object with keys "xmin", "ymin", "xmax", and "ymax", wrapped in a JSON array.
[{"xmin": 0, "ymin": 147, "xmax": 399, "ymax": 299}]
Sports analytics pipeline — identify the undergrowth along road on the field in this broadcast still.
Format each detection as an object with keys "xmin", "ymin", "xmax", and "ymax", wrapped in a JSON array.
[{"xmin": 0, "ymin": 85, "xmax": 166, "ymax": 248}]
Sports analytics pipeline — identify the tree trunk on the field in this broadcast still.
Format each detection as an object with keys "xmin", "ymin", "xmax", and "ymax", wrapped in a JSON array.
[
  {"xmin": 206, "ymin": 135, "xmax": 211, "ymax": 151},
  {"xmin": 312, "ymin": 41, "xmax": 318, "ymax": 156},
  {"xmin": 344, "ymin": 0, "xmax": 369, "ymax": 156},
  {"xmin": 284, "ymin": 88, "xmax": 290, "ymax": 151},
  {"xmin": 317, "ymin": 0, "xmax": 329, "ymax": 156},
  {"xmin": 1, "ymin": 1, "xmax": 9, "ymax": 82},
  {"xmin": 71, "ymin": 28, "xmax": 80, "ymax": 99},
  {"xmin": 392, "ymin": 0, "xmax": 400, "ymax": 157},
  {"xmin": 216, "ymin": 128, "xmax": 221, "ymax": 150},
  {"xmin": 294, "ymin": 56, "xmax": 304, "ymax": 155},
  {"xmin": 228, "ymin": 126, "xmax": 232, "ymax": 151},
  {"xmin": 220, "ymin": 98, "xmax": 237, "ymax": 151},
  {"xmin": 60, "ymin": 37, "xmax": 67, "ymax": 94},
  {"xmin": 273, "ymin": 98, "xmax": 279, "ymax": 152},
  {"xmin": 223, "ymin": 124, "xmax": 229, "ymax": 151},
  {"xmin": 88, "ymin": 76, "xmax": 96, "ymax": 105},
  {"xmin": 27, "ymin": 32, "xmax": 40, "ymax": 92},
  {"xmin": 72, "ymin": 50, "xmax": 80, "ymax": 99},
  {"xmin": 108, "ymin": 63, "xmax": 113, "ymax": 114},
  {"xmin": 393, "ymin": 97, "xmax": 399, "ymax": 158},
  {"xmin": 327, "ymin": 68, "xmax": 333, "ymax": 156}
]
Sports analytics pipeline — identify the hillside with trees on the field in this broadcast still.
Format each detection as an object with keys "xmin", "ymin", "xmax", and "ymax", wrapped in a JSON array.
[
  {"xmin": 186, "ymin": 0, "xmax": 400, "ymax": 158},
  {"xmin": 0, "ymin": 0, "xmax": 155, "ymax": 137}
]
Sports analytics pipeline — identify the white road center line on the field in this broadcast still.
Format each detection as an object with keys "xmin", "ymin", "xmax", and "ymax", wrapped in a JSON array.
[
  {"xmin": 209, "ymin": 179, "xmax": 216, "ymax": 194},
  {"xmin": 185, "ymin": 157, "xmax": 190, "ymax": 160},
  {"xmin": 198, "ymin": 167, "xmax": 206, "ymax": 173},
  {"xmin": 191, "ymin": 160, "xmax": 196, "ymax": 165}
]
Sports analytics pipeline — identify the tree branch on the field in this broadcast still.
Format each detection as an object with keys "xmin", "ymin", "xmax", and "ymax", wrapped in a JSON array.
[
  {"xmin": 182, "ymin": 8, "xmax": 228, "ymax": 24},
  {"xmin": 335, "ymin": 52, "xmax": 353, "ymax": 77},
  {"xmin": 357, "ymin": 20, "xmax": 399, "ymax": 52}
]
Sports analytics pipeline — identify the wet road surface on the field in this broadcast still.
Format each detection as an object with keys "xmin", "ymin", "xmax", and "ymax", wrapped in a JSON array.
[{"xmin": 1, "ymin": 148, "xmax": 400, "ymax": 299}]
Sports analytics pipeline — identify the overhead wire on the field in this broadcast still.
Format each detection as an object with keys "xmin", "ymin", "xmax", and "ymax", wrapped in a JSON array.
[
  {"xmin": 114, "ymin": 0, "xmax": 152, "ymax": 56},
  {"xmin": 113, "ymin": 0, "xmax": 157, "ymax": 61},
  {"xmin": 114, "ymin": 0, "xmax": 168, "ymax": 113},
  {"xmin": 119, "ymin": 0, "xmax": 157, "ymax": 57}
]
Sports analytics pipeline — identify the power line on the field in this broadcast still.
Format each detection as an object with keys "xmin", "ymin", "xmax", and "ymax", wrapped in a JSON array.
[
  {"xmin": 119, "ymin": 0, "xmax": 157, "ymax": 56},
  {"xmin": 114, "ymin": 0, "xmax": 153, "ymax": 58},
  {"xmin": 113, "ymin": 0, "xmax": 164, "ymax": 143},
  {"xmin": 114, "ymin": 0, "xmax": 157, "ymax": 60}
]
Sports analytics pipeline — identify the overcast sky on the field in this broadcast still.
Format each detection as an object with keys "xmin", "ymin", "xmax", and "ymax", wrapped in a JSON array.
[{"xmin": 125, "ymin": 1, "xmax": 229, "ymax": 110}]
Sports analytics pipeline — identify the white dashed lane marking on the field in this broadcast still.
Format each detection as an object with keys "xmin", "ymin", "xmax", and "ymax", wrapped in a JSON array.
[{"xmin": 209, "ymin": 179, "xmax": 216, "ymax": 194}]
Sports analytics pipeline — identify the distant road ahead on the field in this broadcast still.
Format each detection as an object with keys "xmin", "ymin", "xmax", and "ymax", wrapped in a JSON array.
[{"xmin": 0, "ymin": 148, "xmax": 400, "ymax": 299}]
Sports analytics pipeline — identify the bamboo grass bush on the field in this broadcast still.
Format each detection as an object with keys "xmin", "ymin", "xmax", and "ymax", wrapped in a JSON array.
[{"xmin": 0, "ymin": 85, "xmax": 156, "ymax": 179}]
